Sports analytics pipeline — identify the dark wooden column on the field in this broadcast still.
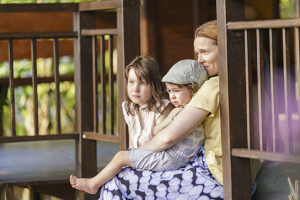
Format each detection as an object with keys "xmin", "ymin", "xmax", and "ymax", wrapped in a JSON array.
[
  {"xmin": 73, "ymin": 11, "xmax": 97, "ymax": 200},
  {"xmin": 116, "ymin": 0, "xmax": 140, "ymax": 150},
  {"xmin": 217, "ymin": 0, "xmax": 251, "ymax": 199}
]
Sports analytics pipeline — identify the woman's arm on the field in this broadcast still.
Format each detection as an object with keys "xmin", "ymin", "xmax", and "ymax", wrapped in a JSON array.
[
  {"xmin": 153, "ymin": 107, "xmax": 183, "ymax": 135},
  {"xmin": 141, "ymin": 105, "xmax": 209, "ymax": 152}
]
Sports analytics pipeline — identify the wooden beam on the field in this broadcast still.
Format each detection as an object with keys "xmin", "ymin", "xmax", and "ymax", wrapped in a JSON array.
[
  {"xmin": 0, "ymin": 3, "xmax": 78, "ymax": 13},
  {"xmin": 0, "ymin": 133, "xmax": 79, "ymax": 143},
  {"xmin": 83, "ymin": 132, "xmax": 119, "ymax": 143},
  {"xmin": 232, "ymin": 148, "xmax": 300, "ymax": 164},
  {"xmin": 228, "ymin": 18, "xmax": 300, "ymax": 30},
  {"xmin": 81, "ymin": 29, "xmax": 118, "ymax": 36},
  {"xmin": 79, "ymin": 0, "xmax": 140, "ymax": 11},
  {"xmin": 116, "ymin": 1, "xmax": 140, "ymax": 150},
  {"xmin": 217, "ymin": 0, "xmax": 251, "ymax": 199},
  {"xmin": 73, "ymin": 10, "xmax": 97, "ymax": 200},
  {"xmin": 0, "ymin": 32, "xmax": 77, "ymax": 40}
]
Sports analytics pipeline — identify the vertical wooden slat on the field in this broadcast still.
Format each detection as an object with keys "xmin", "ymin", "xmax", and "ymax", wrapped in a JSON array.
[
  {"xmin": 73, "ymin": 11, "xmax": 97, "ymax": 200},
  {"xmin": 217, "ymin": 0, "xmax": 251, "ymax": 199},
  {"xmin": 108, "ymin": 35, "xmax": 115, "ymax": 135},
  {"xmin": 5, "ymin": 186, "xmax": 14, "ymax": 200},
  {"xmin": 53, "ymin": 38, "xmax": 61, "ymax": 134},
  {"xmin": 269, "ymin": 28, "xmax": 281, "ymax": 152},
  {"xmin": 100, "ymin": 35, "xmax": 106, "ymax": 134},
  {"xmin": 8, "ymin": 39, "xmax": 16, "ymax": 136},
  {"xmin": 92, "ymin": 36, "xmax": 98, "ymax": 133},
  {"xmin": 295, "ymin": 0, "xmax": 300, "ymax": 155},
  {"xmin": 245, "ymin": 29, "xmax": 253, "ymax": 149},
  {"xmin": 295, "ymin": 27, "xmax": 300, "ymax": 151},
  {"xmin": 256, "ymin": 29, "xmax": 266, "ymax": 151},
  {"xmin": 282, "ymin": 27, "xmax": 293, "ymax": 154},
  {"xmin": 31, "ymin": 38, "xmax": 39, "ymax": 136}
]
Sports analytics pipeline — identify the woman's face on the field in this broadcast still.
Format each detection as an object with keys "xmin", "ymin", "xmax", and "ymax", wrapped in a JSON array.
[{"xmin": 194, "ymin": 37, "xmax": 218, "ymax": 77}]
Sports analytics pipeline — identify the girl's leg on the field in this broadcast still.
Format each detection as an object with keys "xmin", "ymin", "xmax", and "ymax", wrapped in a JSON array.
[{"xmin": 70, "ymin": 150, "xmax": 131, "ymax": 194}]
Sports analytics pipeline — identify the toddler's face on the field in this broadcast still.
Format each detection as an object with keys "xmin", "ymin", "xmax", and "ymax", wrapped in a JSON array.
[
  {"xmin": 165, "ymin": 82, "xmax": 192, "ymax": 107},
  {"xmin": 127, "ymin": 68, "xmax": 152, "ymax": 107}
]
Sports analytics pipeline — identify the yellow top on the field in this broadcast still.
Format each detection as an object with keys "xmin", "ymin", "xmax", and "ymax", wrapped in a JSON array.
[
  {"xmin": 188, "ymin": 76, "xmax": 223, "ymax": 184},
  {"xmin": 188, "ymin": 76, "xmax": 261, "ymax": 185}
]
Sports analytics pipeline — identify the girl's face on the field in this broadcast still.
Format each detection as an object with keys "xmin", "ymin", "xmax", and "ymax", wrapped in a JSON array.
[
  {"xmin": 194, "ymin": 37, "xmax": 219, "ymax": 77},
  {"xmin": 127, "ymin": 68, "xmax": 152, "ymax": 107},
  {"xmin": 165, "ymin": 82, "xmax": 192, "ymax": 107}
]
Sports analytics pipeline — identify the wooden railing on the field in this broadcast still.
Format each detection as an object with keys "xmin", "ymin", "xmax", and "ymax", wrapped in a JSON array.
[
  {"xmin": 0, "ymin": 1, "xmax": 140, "ymax": 199},
  {"xmin": 218, "ymin": 0, "xmax": 300, "ymax": 199}
]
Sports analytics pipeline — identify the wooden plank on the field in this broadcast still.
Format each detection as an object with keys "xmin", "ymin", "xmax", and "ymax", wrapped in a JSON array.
[
  {"xmin": 73, "ymin": 11, "xmax": 97, "ymax": 200},
  {"xmin": 256, "ymin": 29, "xmax": 266, "ymax": 151},
  {"xmin": 0, "ymin": 32, "xmax": 77, "ymax": 40},
  {"xmin": 53, "ymin": 38, "xmax": 61, "ymax": 134},
  {"xmin": 8, "ymin": 39, "xmax": 16, "ymax": 136},
  {"xmin": 217, "ymin": 0, "xmax": 251, "ymax": 199},
  {"xmin": 92, "ymin": 36, "xmax": 99, "ymax": 133},
  {"xmin": 83, "ymin": 132, "xmax": 119, "ymax": 143},
  {"xmin": 232, "ymin": 148, "xmax": 300, "ymax": 164},
  {"xmin": 100, "ymin": 36, "xmax": 106, "ymax": 135},
  {"xmin": 0, "ymin": 133, "xmax": 79, "ymax": 143},
  {"xmin": 116, "ymin": 2, "xmax": 140, "ymax": 150},
  {"xmin": 108, "ymin": 35, "xmax": 115, "ymax": 136},
  {"xmin": 31, "ymin": 39, "xmax": 39, "ymax": 136},
  {"xmin": 269, "ymin": 28, "xmax": 281, "ymax": 152},
  {"xmin": 0, "ymin": 3, "xmax": 78, "ymax": 13},
  {"xmin": 81, "ymin": 29, "xmax": 118, "ymax": 36},
  {"xmin": 295, "ymin": 27, "xmax": 300, "ymax": 152},
  {"xmin": 227, "ymin": 18, "xmax": 300, "ymax": 30},
  {"xmin": 79, "ymin": 0, "xmax": 140, "ymax": 11},
  {"xmin": 244, "ymin": 29, "xmax": 253, "ymax": 149},
  {"xmin": 0, "ymin": 76, "xmax": 74, "ymax": 86},
  {"xmin": 5, "ymin": 186, "xmax": 14, "ymax": 200},
  {"xmin": 282, "ymin": 28, "xmax": 293, "ymax": 154}
]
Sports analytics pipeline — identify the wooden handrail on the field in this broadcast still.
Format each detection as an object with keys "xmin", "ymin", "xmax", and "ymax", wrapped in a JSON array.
[
  {"xmin": 0, "ymin": 3, "xmax": 78, "ymax": 13},
  {"xmin": 227, "ymin": 18, "xmax": 300, "ymax": 30},
  {"xmin": 232, "ymin": 148, "xmax": 300, "ymax": 164},
  {"xmin": 0, "ymin": 32, "xmax": 77, "ymax": 40},
  {"xmin": 0, "ymin": 133, "xmax": 79, "ymax": 143}
]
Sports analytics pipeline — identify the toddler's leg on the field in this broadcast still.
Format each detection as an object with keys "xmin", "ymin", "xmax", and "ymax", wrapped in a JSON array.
[{"xmin": 69, "ymin": 150, "xmax": 131, "ymax": 194}]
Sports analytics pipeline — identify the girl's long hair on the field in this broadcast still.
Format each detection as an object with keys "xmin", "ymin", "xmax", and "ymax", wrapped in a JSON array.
[{"xmin": 124, "ymin": 55, "xmax": 168, "ymax": 115}]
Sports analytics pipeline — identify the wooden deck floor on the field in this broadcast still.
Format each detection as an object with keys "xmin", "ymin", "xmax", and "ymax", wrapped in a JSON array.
[{"xmin": 0, "ymin": 140, "xmax": 119, "ymax": 186}]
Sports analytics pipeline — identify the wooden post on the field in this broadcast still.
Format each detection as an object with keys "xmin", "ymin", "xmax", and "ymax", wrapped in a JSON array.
[
  {"xmin": 116, "ymin": 0, "xmax": 140, "ymax": 150},
  {"xmin": 217, "ymin": 0, "xmax": 251, "ymax": 199},
  {"xmin": 5, "ymin": 186, "xmax": 14, "ymax": 200},
  {"xmin": 73, "ymin": 10, "xmax": 97, "ymax": 200}
]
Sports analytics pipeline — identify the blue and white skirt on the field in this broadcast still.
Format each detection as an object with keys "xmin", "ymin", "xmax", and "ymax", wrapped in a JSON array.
[{"xmin": 98, "ymin": 145, "xmax": 224, "ymax": 200}]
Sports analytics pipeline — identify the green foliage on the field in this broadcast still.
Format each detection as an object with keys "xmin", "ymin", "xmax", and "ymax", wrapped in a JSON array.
[
  {"xmin": 0, "ymin": 93, "xmax": 8, "ymax": 114},
  {"xmin": 280, "ymin": 0, "xmax": 295, "ymax": 19}
]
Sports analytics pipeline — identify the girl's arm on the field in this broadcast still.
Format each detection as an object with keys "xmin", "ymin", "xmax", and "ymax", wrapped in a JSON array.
[
  {"xmin": 153, "ymin": 107, "xmax": 183, "ymax": 135},
  {"xmin": 128, "ymin": 126, "xmax": 134, "ymax": 148},
  {"xmin": 141, "ymin": 106, "xmax": 209, "ymax": 152},
  {"xmin": 155, "ymin": 103, "xmax": 174, "ymax": 126}
]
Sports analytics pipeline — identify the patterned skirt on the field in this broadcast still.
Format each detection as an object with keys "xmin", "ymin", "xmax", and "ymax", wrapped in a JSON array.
[{"xmin": 98, "ymin": 145, "xmax": 224, "ymax": 200}]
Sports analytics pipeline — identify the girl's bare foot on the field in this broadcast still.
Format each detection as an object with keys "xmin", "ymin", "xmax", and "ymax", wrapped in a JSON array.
[{"xmin": 69, "ymin": 175, "xmax": 98, "ymax": 194}]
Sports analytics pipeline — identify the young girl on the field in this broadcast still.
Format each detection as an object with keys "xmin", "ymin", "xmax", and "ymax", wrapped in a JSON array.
[
  {"xmin": 122, "ymin": 55, "xmax": 173, "ymax": 148},
  {"xmin": 70, "ymin": 59, "xmax": 208, "ymax": 195}
]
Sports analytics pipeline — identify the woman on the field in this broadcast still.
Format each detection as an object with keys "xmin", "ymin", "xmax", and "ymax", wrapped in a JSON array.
[{"xmin": 99, "ymin": 20, "xmax": 257, "ymax": 200}]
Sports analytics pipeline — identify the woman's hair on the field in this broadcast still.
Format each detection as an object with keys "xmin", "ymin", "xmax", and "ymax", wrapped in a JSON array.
[
  {"xmin": 124, "ymin": 55, "xmax": 167, "ymax": 115},
  {"xmin": 194, "ymin": 20, "xmax": 217, "ymax": 44}
]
